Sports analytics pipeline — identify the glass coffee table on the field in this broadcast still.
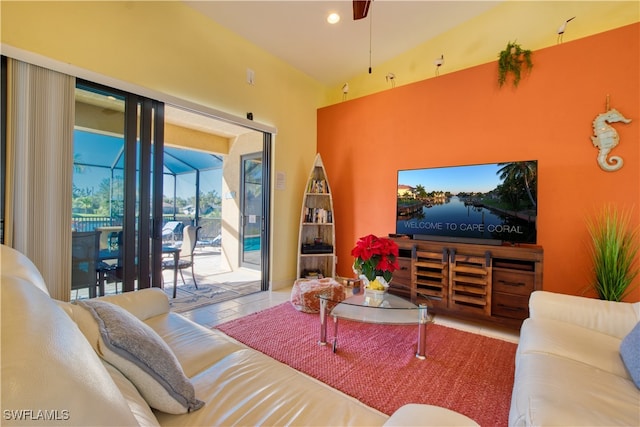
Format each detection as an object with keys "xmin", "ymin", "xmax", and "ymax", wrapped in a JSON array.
[{"xmin": 318, "ymin": 291, "xmax": 429, "ymax": 359}]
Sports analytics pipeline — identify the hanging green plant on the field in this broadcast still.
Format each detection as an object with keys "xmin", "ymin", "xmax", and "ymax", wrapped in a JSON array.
[{"xmin": 498, "ymin": 41, "xmax": 533, "ymax": 87}]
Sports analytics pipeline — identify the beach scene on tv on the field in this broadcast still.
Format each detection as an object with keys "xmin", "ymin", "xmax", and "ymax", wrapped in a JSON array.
[{"xmin": 396, "ymin": 161, "xmax": 537, "ymax": 244}]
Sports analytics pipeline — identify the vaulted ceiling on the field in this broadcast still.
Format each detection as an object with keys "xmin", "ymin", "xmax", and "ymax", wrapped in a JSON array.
[{"xmin": 185, "ymin": 1, "xmax": 502, "ymax": 86}]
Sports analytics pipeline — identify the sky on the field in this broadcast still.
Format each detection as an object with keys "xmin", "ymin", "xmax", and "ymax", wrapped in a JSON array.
[{"xmin": 398, "ymin": 163, "xmax": 505, "ymax": 194}]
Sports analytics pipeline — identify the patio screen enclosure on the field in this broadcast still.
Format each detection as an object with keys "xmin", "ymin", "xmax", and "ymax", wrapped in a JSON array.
[{"xmin": 72, "ymin": 129, "xmax": 224, "ymax": 242}]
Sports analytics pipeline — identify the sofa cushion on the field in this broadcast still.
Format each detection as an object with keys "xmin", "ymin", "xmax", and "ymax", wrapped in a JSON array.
[
  {"xmin": 144, "ymin": 311, "xmax": 246, "ymax": 378},
  {"xmin": 154, "ymin": 347, "xmax": 388, "ymax": 426},
  {"xmin": 78, "ymin": 300, "xmax": 204, "ymax": 414},
  {"xmin": 102, "ymin": 360, "xmax": 160, "ymax": 427},
  {"xmin": 529, "ymin": 291, "xmax": 640, "ymax": 339},
  {"xmin": 383, "ymin": 404, "xmax": 478, "ymax": 426},
  {"xmin": 98, "ymin": 287, "xmax": 171, "ymax": 321},
  {"xmin": 0, "ymin": 245, "xmax": 49, "ymax": 295},
  {"xmin": 509, "ymin": 351, "xmax": 640, "ymax": 426},
  {"xmin": 620, "ymin": 322, "xmax": 640, "ymax": 389},
  {"xmin": 518, "ymin": 317, "xmax": 629, "ymax": 379},
  {"xmin": 1, "ymin": 277, "xmax": 139, "ymax": 426}
]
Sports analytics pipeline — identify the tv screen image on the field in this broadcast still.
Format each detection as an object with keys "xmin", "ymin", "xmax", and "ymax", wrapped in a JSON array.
[{"xmin": 396, "ymin": 161, "xmax": 537, "ymax": 244}]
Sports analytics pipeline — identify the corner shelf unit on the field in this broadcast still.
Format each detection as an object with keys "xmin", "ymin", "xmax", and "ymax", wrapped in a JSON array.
[{"xmin": 296, "ymin": 153, "xmax": 336, "ymax": 279}]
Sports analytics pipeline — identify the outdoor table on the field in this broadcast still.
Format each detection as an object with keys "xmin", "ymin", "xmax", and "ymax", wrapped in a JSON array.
[{"xmin": 97, "ymin": 246, "xmax": 180, "ymax": 296}]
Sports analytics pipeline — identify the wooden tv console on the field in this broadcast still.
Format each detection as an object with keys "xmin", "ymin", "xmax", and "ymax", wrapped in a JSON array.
[{"xmin": 389, "ymin": 237, "xmax": 543, "ymax": 329}]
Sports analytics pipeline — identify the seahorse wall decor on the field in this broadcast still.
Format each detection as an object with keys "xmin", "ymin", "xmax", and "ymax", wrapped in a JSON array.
[{"xmin": 591, "ymin": 107, "xmax": 632, "ymax": 172}]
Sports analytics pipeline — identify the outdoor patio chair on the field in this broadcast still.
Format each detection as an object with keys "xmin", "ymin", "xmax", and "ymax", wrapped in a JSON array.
[
  {"xmin": 96, "ymin": 230, "xmax": 123, "ymax": 296},
  {"xmin": 162, "ymin": 221, "xmax": 183, "ymax": 243},
  {"xmin": 97, "ymin": 263, "xmax": 122, "ymax": 295},
  {"xmin": 162, "ymin": 225, "xmax": 201, "ymax": 289},
  {"xmin": 71, "ymin": 231, "xmax": 100, "ymax": 299}
]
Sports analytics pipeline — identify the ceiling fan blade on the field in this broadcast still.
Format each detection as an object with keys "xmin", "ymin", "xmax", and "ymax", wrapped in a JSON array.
[{"xmin": 353, "ymin": 0, "xmax": 372, "ymax": 20}]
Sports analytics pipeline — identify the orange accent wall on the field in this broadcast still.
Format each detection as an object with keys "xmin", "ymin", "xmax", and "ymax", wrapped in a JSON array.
[{"xmin": 318, "ymin": 23, "xmax": 639, "ymax": 301}]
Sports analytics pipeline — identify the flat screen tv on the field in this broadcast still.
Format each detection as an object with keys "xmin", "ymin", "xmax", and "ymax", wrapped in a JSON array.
[{"xmin": 396, "ymin": 161, "xmax": 537, "ymax": 245}]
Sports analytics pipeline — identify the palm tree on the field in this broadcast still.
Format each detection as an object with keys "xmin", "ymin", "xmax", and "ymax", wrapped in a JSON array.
[
  {"xmin": 73, "ymin": 153, "xmax": 86, "ymax": 173},
  {"xmin": 497, "ymin": 161, "xmax": 537, "ymax": 208},
  {"xmin": 413, "ymin": 184, "xmax": 427, "ymax": 199}
]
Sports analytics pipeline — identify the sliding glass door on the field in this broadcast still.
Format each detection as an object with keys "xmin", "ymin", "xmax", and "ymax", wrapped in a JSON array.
[
  {"xmin": 0, "ymin": 56, "xmax": 6, "ymax": 244},
  {"xmin": 240, "ymin": 152, "xmax": 262, "ymax": 269},
  {"xmin": 240, "ymin": 134, "xmax": 272, "ymax": 293},
  {"xmin": 72, "ymin": 82, "xmax": 164, "ymax": 297}
]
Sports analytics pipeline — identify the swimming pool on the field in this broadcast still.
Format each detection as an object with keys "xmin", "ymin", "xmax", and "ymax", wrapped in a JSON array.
[{"xmin": 243, "ymin": 235, "xmax": 261, "ymax": 252}]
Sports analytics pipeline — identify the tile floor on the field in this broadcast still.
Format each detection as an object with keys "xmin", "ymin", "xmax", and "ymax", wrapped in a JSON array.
[
  {"xmin": 72, "ymin": 246, "xmax": 261, "ymax": 302},
  {"xmin": 179, "ymin": 287, "xmax": 291, "ymax": 328},
  {"xmin": 179, "ymin": 287, "xmax": 520, "ymax": 344}
]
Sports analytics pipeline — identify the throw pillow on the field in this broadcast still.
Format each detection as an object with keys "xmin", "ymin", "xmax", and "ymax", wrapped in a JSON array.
[
  {"xmin": 620, "ymin": 321, "xmax": 640, "ymax": 389},
  {"xmin": 78, "ymin": 300, "xmax": 204, "ymax": 414}
]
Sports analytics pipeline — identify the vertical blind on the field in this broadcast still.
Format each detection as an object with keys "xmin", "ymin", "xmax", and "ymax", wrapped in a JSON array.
[{"xmin": 5, "ymin": 59, "xmax": 75, "ymax": 301}]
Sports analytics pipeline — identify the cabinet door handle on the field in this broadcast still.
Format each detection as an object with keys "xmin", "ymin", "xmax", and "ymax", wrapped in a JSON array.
[
  {"xmin": 497, "ymin": 304, "xmax": 524, "ymax": 312},
  {"xmin": 498, "ymin": 280, "xmax": 526, "ymax": 287}
]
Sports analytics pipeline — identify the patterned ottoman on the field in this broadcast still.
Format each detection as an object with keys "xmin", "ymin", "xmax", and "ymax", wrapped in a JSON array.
[{"xmin": 290, "ymin": 278, "xmax": 345, "ymax": 313}]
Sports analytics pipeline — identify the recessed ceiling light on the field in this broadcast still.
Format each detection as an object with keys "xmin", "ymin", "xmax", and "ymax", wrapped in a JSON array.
[{"xmin": 327, "ymin": 12, "xmax": 340, "ymax": 24}]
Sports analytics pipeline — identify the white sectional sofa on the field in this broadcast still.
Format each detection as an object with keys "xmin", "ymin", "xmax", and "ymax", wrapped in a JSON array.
[
  {"xmin": 1, "ymin": 245, "xmax": 477, "ymax": 427},
  {"xmin": 509, "ymin": 290, "xmax": 640, "ymax": 426}
]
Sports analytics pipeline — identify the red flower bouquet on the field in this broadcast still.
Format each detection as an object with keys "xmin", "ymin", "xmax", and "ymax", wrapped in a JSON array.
[{"xmin": 351, "ymin": 234, "xmax": 400, "ymax": 284}]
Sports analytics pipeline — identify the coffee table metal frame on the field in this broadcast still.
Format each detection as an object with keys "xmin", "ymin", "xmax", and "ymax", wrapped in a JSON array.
[{"xmin": 318, "ymin": 292, "xmax": 429, "ymax": 359}]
